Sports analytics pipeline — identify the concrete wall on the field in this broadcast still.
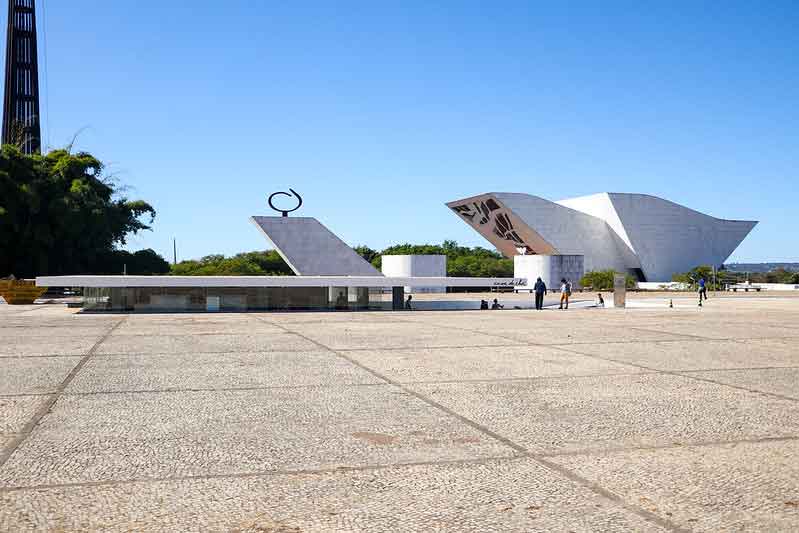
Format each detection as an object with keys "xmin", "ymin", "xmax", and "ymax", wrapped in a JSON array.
[
  {"xmin": 381, "ymin": 255, "xmax": 446, "ymax": 293},
  {"xmin": 514, "ymin": 255, "xmax": 584, "ymax": 292},
  {"xmin": 560, "ymin": 193, "xmax": 757, "ymax": 281}
]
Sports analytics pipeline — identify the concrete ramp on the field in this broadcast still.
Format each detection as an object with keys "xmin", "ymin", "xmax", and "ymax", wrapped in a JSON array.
[{"xmin": 251, "ymin": 216, "xmax": 382, "ymax": 276}]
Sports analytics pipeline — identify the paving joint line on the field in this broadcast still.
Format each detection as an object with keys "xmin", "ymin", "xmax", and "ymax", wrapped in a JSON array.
[
  {"xmin": 57, "ymin": 382, "xmax": 389, "ymax": 396},
  {"xmin": 536, "ymin": 435, "xmax": 799, "ymax": 458},
  {"xmin": 628, "ymin": 326, "xmax": 717, "ymax": 341},
  {"xmin": 0, "ymin": 316, "xmax": 128, "ymax": 470},
  {"xmin": 251, "ymin": 314, "xmax": 688, "ymax": 533},
  {"xmin": 553, "ymin": 344, "xmax": 799, "ymax": 404},
  {"xmin": 393, "ymin": 316, "xmax": 799, "ymax": 404},
  {"xmin": 22, "ymin": 365, "xmax": 794, "ymax": 399},
  {"xmin": 0, "ymin": 454, "xmax": 527, "ymax": 494}
]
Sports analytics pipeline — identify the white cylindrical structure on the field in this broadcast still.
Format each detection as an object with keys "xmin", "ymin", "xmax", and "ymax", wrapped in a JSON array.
[{"xmin": 381, "ymin": 255, "xmax": 447, "ymax": 293}]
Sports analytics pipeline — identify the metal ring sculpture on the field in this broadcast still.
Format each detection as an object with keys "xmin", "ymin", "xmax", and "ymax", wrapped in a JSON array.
[{"xmin": 268, "ymin": 189, "xmax": 303, "ymax": 217}]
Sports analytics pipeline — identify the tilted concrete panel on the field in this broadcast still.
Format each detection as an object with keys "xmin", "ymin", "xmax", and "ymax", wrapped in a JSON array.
[
  {"xmin": 604, "ymin": 193, "xmax": 757, "ymax": 281},
  {"xmin": 250, "ymin": 216, "xmax": 383, "ymax": 276},
  {"xmin": 448, "ymin": 192, "xmax": 757, "ymax": 282},
  {"xmin": 446, "ymin": 193, "xmax": 633, "ymax": 274}
]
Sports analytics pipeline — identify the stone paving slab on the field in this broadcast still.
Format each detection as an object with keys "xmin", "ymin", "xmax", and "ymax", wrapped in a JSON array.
[
  {"xmin": 633, "ymin": 321, "xmax": 799, "ymax": 341},
  {"xmin": 563, "ymin": 338, "xmax": 799, "ymax": 371},
  {"xmin": 0, "ymin": 357, "xmax": 82, "ymax": 395},
  {"xmin": 0, "ymin": 457, "xmax": 668, "ymax": 532},
  {"xmin": 0, "ymin": 436, "xmax": 14, "ymax": 455},
  {"xmin": 550, "ymin": 439, "xmax": 799, "ymax": 532},
  {"xmin": 345, "ymin": 344, "xmax": 644, "ymax": 383},
  {"xmin": 95, "ymin": 332, "xmax": 320, "ymax": 355},
  {"xmin": 0, "ymin": 396, "xmax": 50, "ymax": 434},
  {"xmin": 0, "ymin": 326, "xmax": 112, "ymax": 339},
  {"xmin": 113, "ymin": 319, "xmax": 286, "ymax": 336},
  {"xmin": 686, "ymin": 367, "xmax": 799, "ymax": 400},
  {"xmin": 286, "ymin": 321, "xmax": 523, "ymax": 350},
  {"xmin": 0, "ymin": 336, "xmax": 100, "ymax": 358},
  {"xmin": 414, "ymin": 374, "xmax": 799, "ymax": 454},
  {"xmin": 66, "ymin": 351, "xmax": 383, "ymax": 393},
  {"xmin": 0, "ymin": 387, "xmax": 513, "ymax": 487},
  {"xmin": 2, "ymin": 298, "xmax": 799, "ymax": 531},
  {"xmin": 401, "ymin": 317, "xmax": 690, "ymax": 346},
  {"xmin": 263, "ymin": 311, "xmax": 406, "ymax": 324}
]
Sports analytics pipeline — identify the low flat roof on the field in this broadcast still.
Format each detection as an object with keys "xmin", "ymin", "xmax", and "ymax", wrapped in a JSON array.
[{"xmin": 36, "ymin": 275, "xmax": 526, "ymax": 288}]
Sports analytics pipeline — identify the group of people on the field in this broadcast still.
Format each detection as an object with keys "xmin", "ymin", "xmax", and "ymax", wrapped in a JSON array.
[
  {"xmin": 478, "ymin": 277, "xmax": 576, "ymax": 311},
  {"xmin": 532, "ymin": 277, "xmax": 574, "ymax": 310}
]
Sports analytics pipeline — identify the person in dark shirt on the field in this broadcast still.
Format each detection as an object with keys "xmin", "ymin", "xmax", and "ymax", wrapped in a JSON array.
[
  {"xmin": 698, "ymin": 277, "xmax": 708, "ymax": 306},
  {"xmin": 533, "ymin": 277, "xmax": 547, "ymax": 310},
  {"xmin": 480, "ymin": 299, "xmax": 489, "ymax": 310},
  {"xmin": 405, "ymin": 295, "xmax": 413, "ymax": 310},
  {"xmin": 491, "ymin": 298, "xmax": 503, "ymax": 310}
]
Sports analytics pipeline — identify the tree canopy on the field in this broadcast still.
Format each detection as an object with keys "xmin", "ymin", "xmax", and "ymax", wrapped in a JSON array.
[
  {"xmin": 171, "ymin": 251, "xmax": 294, "ymax": 276},
  {"xmin": 580, "ymin": 269, "xmax": 637, "ymax": 290},
  {"xmin": 0, "ymin": 145, "xmax": 161, "ymax": 277},
  {"xmin": 171, "ymin": 241, "xmax": 513, "ymax": 278},
  {"xmin": 367, "ymin": 240, "xmax": 514, "ymax": 277}
]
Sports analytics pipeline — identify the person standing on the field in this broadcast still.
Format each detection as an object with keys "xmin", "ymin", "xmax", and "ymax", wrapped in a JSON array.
[
  {"xmin": 698, "ymin": 277, "xmax": 708, "ymax": 306},
  {"xmin": 558, "ymin": 278, "xmax": 571, "ymax": 310},
  {"xmin": 405, "ymin": 294, "xmax": 414, "ymax": 310},
  {"xmin": 533, "ymin": 277, "xmax": 547, "ymax": 310}
]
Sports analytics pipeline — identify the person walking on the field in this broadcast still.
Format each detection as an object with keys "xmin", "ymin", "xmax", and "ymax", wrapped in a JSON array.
[
  {"xmin": 405, "ymin": 294, "xmax": 414, "ymax": 310},
  {"xmin": 698, "ymin": 277, "xmax": 708, "ymax": 306},
  {"xmin": 558, "ymin": 278, "xmax": 571, "ymax": 310},
  {"xmin": 533, "ymin": 277, "xmax": 547, "ymax": 310}
]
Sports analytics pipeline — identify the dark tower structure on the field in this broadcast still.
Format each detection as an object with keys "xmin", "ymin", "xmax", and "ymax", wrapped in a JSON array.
[{"xmin": 2, "ymin": 0, "xmax": 40, "ymax": 154}]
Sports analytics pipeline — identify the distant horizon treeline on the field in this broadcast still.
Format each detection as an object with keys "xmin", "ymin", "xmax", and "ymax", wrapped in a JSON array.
[{"xmin": 169, "ymin": 240, "xmax": 514, "ymax": 278}]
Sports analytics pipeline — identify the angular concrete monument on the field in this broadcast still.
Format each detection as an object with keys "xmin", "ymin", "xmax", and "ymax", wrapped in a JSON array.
[
  {"xmin": 250, "ymin": 216, "xmax": 382, "ymax": 276},
  {"xmin": 448, "ymin": 192, "xmax": 757, "ymax": 281}
]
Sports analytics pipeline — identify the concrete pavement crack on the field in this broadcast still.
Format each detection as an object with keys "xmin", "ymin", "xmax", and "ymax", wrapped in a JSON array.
[
  {"xmin": 250, "ymin": 314, "xmax": 689, "ymax": 533},
  {"xmin": 0, "ymin": 316, "xmax": 128, "ymax": 470}
]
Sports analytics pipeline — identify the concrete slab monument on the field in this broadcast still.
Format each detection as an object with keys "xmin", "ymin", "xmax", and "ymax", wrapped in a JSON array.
[{"xmin": 251, "ymin": 216, "xmax": 382, "ymax": 277}]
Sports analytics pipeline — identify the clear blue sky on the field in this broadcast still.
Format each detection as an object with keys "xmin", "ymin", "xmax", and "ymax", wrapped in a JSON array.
[{"xmin": 25, "ymin": 1, "xmax": 799, "ymax": 262}]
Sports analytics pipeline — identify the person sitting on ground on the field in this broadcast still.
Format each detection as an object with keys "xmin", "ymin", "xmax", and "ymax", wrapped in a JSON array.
[
  {"xmin": 480, "ymin": 299, "xmax": 489, "ymax": 310},
  {"xmin": 405, "ymin": 294, "xmax": 413, "ymax": 310},
  {"xmin": 597, "ymin": 293, "xmax": 605, "ymax": 308},
  {"xmin": 491, "ymin": 298, "xmax": 503, "ymax": 310}
]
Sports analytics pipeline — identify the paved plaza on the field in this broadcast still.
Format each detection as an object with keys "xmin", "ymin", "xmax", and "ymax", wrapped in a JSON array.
[{"xmin": 1, "ymin": 295, "xmax": 798, "ymax": 531}]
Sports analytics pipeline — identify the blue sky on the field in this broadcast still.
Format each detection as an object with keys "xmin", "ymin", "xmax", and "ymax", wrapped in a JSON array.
[{"xmin": 26, "ymin": 1, "xmax": 799, "ymax": 262}]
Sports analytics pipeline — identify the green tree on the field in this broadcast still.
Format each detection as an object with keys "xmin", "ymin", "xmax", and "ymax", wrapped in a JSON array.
[
  {"xmin": 0, "ymin": 145, "xmax": 158, "ymax": 277},
  {"xmin": 372, "ymin": 241, "xmax": 512, "ymax": 277},
  {"xmin": 580, "ymin": 270, "xmax": 637, "ymax": 290},
  {"xmin": 170, "ymin": 250, "xmax": 293, "ymax": 276},
  {"xmin": 672, "ymin": 265, "xmax": 718, "ymax": 289},
  {"xmin": 353, "ymin": 245, "xmax": 379, "ymax": 264},
  {"xmin": 94, "ymin": 249, "xmax": 170, "ymax": 275}
]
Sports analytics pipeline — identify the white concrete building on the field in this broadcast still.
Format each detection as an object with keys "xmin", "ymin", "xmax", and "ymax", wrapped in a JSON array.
[
  {"xmin": 514, "ymin": 255, "xmax": 584, "ymax": 292},
  {"xmin": 448, "ymin": 192, "xmax": 757, "ymax": 282},
  {"xmin": 381, "ymin": 255, "xmax": 447, "ymax": 293}
]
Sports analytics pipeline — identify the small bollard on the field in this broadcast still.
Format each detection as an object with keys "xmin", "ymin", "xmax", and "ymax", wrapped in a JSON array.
[{"xmin": 669, "ymin": 299, "xmax": 673, "ymax": 308}]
